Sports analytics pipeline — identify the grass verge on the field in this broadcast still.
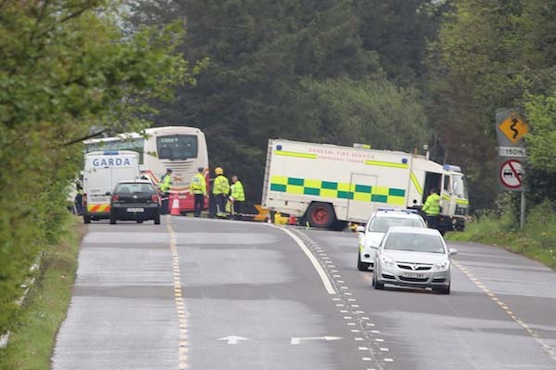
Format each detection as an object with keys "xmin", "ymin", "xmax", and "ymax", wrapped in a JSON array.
[
  {"xmin": 445, "ymin": 209, "xmax": 556, "ymax": 271},
  {"xmin": 0, "ymin": 216, "xmax": 85, "ymax": 370}
]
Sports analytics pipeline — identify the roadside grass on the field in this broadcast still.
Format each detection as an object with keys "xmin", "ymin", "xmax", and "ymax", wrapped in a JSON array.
[
  {"xmin": 0, "ymin": 216, "xmax": 85, "ymax": 370},
  {"xmin": 445, "ymin": 206, "xmax": 556, "ymax": 271}
]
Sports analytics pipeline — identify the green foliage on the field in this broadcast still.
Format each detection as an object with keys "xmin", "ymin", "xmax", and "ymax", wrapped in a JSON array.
[
  {"xmin": 131, "ymin": 0, "xmax": 437, "ymax": 204},
  {"xmin": 0, "ymin": 0, "xmax": 197, "ymax": 333},
  {"xmin": 524, "ymin": 201, "xmax": 556, "ymax": 250},
  {"xmin": 426, "ymin": 0, "xmax": 556, "ymax": 212},
  {"xmin": 524, "ymin": 95, "xmax": 556, "ymax": 173},
  {"xmin": 446, "ymin": 200, "xmax": 556, "ymax": 270},
  {"xmin": 0, "ymin": 218, "xmax": 81, "ymax": 370},
  {"xmin": 301, "ymin": 76, "xmax": 430, "ymax": 150}
]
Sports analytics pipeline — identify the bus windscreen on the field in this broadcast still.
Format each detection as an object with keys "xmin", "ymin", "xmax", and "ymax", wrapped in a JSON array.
[{"xmin": 157, "ymin": 135, "xmax": 198, "ymax": 160}]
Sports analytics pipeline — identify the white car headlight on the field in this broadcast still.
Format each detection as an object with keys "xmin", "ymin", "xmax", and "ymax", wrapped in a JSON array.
[
  {"xmin": 379, "ymin": 255, "xmax": 396, "ymax": 267},
  {"xmin": 432, "ymin": 261, "xmax": 450, "ymax": 271}
]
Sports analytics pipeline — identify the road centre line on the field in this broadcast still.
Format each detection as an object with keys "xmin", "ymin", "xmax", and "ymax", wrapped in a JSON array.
[
  {"xmin": 272, "ymin": 225, "xmax": 336, "ymax": 294},
  {"xmin": 167, "ymin": 222, "xmax": 189, "ymax": 370}
]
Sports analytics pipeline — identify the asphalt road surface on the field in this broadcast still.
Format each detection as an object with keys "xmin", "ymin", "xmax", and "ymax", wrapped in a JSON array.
[{"xmin": 51, "ymin": 216, "xmax": 556, "ymax": 370}]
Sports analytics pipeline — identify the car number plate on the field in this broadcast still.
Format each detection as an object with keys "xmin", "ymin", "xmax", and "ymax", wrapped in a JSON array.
[
  {"xmin": 127, "ymin": 208, "xmax": 144, "ymax": 212},
  {"xmin": 402, "ymin": 272, "xmax": 425, "ymax": 278}
]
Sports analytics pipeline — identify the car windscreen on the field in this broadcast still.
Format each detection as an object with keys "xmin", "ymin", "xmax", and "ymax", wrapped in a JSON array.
[
  {"xmin": 369, "ymin": 217, "xmax": 425, "ymax": 232},
  {"xmin": 384, "ymin": 233, "xmax": 445, "ymax": 254},
  {"xmin": 115, "ymin": 184, "xmax": 156, "ymax": 195}
]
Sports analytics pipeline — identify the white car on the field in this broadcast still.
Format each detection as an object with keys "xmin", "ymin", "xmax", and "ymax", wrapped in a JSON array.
[
  {"xmin": 372, "ymin": 226, "xmax": 457, "ymax": 294},
  {"xmin": 357, "ymin": 208, "xmax": 427, "ymax": 271}
]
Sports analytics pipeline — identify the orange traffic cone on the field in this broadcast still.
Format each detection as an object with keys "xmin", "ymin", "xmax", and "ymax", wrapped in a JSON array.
[{"xmin": 170, "ymin": 197, "xmax": 181, "ymax": 216}]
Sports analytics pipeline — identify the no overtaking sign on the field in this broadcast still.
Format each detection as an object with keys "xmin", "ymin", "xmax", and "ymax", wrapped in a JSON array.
[{"xmin": 499, "ymin": 159, "xmax": 524, "ymax": 190}]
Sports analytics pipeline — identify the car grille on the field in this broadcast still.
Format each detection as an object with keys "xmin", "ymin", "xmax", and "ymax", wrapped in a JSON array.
[
  {"xmin": 397, "ymin": 262, "xmax": 432, "ymax": 271},
  {"xmin": 399, "ymin": 276, "xmax": 428, "ymax": 283}
]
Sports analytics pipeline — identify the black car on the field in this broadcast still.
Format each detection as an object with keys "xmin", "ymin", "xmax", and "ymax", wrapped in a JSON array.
[{"xmin": 109, "ymin": 180, "xmax": 161, "ymax": 224}]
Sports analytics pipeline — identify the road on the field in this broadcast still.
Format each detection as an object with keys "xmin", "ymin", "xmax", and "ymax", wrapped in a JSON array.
[{"xmin": 51, "ymin": 216, "xmax": 556, "ymax": 370}]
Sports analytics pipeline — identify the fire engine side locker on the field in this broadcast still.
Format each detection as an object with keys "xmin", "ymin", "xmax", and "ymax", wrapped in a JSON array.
[
  {"xmin": 263, "ymin": 139, "xmax": 415, "ymax": 225},
  {"xmin": 346, "ymin": 174, "xmax": 378, "ymax": 222}
]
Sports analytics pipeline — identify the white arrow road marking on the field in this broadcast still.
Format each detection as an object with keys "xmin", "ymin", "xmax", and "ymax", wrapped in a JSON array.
[
  {"xmin": 291, "ymin": 336, "xmax": 342, "ymax": 345},
  {"xmin": 218, "ymin": 336, "xmax": 249, "ymax": 344}
]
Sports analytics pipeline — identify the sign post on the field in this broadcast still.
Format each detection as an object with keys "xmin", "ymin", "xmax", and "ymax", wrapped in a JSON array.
[{"xmin": 495, "ymin": 109, "xmax": 529, "ymax": 229}]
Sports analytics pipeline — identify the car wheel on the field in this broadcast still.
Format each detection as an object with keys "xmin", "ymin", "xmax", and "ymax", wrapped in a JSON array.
[
  {"xmin": 357, "ymin": 253, "xmax": 370, "ymax": 271},
  {"xmin": 437, "ymin": 284, "xmax": 450, "ymax": 295},
  {"xmin": 154, "ymin": 215, "xmax": 160, "ymax": 225},
  {"xmin": 137, "ymin": 219, "xmax": 143, "ymax": 224},
  {"xmin": 372, "ymin": 272, "xmax": 384, "ymax": 290},
  {"xmin": 109, "ymin": 215, "xmax": 116, "ymax": 225},
  {"xmin": 83, "ymin": 215, "xmax": 91, "ymax": 224},
  {"xmin": 306, "ymin": 202, "xmax": 335, "ymax": 229}
]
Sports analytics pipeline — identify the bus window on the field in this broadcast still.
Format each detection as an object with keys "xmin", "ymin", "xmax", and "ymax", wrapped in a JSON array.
[{"xmin": 157, "ymin": 135, "xmax": 198, "ymax": 160}]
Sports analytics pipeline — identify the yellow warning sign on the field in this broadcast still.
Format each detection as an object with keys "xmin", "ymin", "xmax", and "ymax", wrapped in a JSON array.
[{"xmin": 498, "ymin": 114, "xmax": 529, "ymax": 144}]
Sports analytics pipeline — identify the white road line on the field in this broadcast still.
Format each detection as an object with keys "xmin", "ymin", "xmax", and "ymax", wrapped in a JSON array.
[{"xmin": 273, "ymin": 226, "xmax": 336, "ymax": 294}]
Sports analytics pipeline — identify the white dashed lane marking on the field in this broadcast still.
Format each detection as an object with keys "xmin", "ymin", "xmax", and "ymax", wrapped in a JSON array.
[{"xmin": 288, "ymin": 227, "xmax": 394, "ymax": 368}]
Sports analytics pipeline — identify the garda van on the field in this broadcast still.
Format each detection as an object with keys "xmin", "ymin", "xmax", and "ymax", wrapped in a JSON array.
[{"xmin": 82, "ymin": 150, "xmax": 141, "ymax": 223}]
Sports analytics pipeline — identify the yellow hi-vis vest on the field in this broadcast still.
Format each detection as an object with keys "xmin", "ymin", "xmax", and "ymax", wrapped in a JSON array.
[
  {"xmin": 160, "ymin": 173, "xmax": 172, "ymax": 192},
  {"xmin": 212, "ymin": 175, "xmax": 230, "ymax": 195},
  {"xmin": 422, "ymin": 193, "xmax": 441, "ymax": 216},
  {"xmin": 231, "ymin": 180, "xmax": 245, "ymax": 201},
  {"xmin": 190, "ymin": 173, "xmax": 207, "ymax": 195}
]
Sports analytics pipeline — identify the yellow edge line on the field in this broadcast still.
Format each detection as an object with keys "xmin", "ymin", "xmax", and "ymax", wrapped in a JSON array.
[
  {"xmin": 167, "ymin": 221, "xmax": 189, "ymax": 369},
  {"xmin": 453, "ymin": 260, "xmax": 556, "ymax": 361}
]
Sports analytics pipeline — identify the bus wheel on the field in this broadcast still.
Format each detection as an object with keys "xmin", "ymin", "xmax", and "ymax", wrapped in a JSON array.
[{"xmin": 306, "ymin": 203, "xmax": 335, "ymax": 229}]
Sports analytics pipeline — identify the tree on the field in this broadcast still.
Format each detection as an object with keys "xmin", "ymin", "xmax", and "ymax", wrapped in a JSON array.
[
  {"xmin": 130, "ymin": 0, "xmax": 437, "ymax": 205},
  {"xmin": 0, "ymin": 0, "xmax": 198, "ymax": 332},
  {"xmin": 426, "ymin": 0, "xmax": 556, "ymax": 212}
]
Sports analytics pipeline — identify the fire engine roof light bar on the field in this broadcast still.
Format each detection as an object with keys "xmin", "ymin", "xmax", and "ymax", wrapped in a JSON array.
[{"xmin": 443, "ymin": 164, "xmax": 462, "ymax": 172}]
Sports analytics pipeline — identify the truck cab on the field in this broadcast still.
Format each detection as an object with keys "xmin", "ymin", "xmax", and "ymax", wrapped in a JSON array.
[{"xmin": 439, "ymin": 165, "xmax": 468, "ymax": 231}]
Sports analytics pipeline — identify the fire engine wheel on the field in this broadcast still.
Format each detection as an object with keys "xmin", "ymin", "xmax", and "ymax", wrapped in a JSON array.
[
  {"xmin": 83, "ymin": 215, "xmax": 91, "ymax": 224},
  {"xmin": 307, "ymin": 203, "xmax": 335, "ymax": 229}
]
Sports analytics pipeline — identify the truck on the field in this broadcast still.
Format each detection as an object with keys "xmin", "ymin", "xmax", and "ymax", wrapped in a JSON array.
[
  {"xmin": 261, "ymin": 139, "xmax": 469, "ymax": 232},
  {"xmin": 82, "ymin": 150, "xmax": 142, "ymax": 224}
]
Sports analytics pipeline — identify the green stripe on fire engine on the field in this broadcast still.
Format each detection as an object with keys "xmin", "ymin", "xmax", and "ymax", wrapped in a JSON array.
[{"xmin": 269, "ymin": 176, "xmax": 406, "ymax": 205}]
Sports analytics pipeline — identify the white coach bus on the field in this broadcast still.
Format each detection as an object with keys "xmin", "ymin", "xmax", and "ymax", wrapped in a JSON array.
[{"xmin": 84, "ymin": 126, "xmax": 209, "ymax": 214}]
